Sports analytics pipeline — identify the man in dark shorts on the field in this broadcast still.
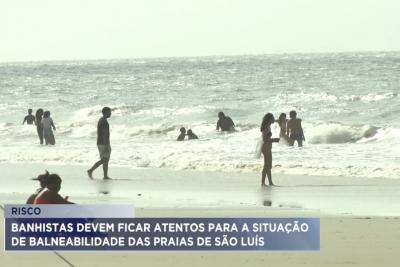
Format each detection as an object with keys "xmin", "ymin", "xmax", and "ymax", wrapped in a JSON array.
[
  {"xmin": 216, "ymin": 112, "xmax": 235, "ymax": 132},
  {"xmin": 22, "ymin": 109, "xmax": 35, "ymax": 125},
  {"xmin": 287, "ymin": 110, "xmax": 305, "ymax": 147},
  {"xmin": 87, "ymin": 107, "xmax": 112, "ymax": 180}
]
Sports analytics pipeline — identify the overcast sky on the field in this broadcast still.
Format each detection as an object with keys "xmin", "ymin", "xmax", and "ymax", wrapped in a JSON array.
[{"xmin": 1, "ymin": 0, "xmax": 399, "ymax": 62}]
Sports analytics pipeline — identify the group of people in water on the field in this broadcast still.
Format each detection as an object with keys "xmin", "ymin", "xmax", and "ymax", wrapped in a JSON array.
[
  {"xmin": 25, "ymin": 107, "xmax": 304, "ymax": 204},
  {"xmin": 23, "ymin": 108, "xmax": 57, "ymax": 145},
  {"xmin": 276, "ymin": 111, "xmax": 305, "ymax": 147},
  {"xmin": 176, "ymin": 111, "xmax": 235, "ymax": 140},
  {"xmin": 25, "ymin": 107, "xmax": 114, "ymax": 204},
  {"xmin": 259, "ymin": 110, "xmax": 304, "ymax": 186},
  {"xmin": 175, "ymin": 110, "xmax": 304, "ymax": 186},
  {"xmin": 177, "ymin": 128, "xmax": 199, "ymax": 141}
]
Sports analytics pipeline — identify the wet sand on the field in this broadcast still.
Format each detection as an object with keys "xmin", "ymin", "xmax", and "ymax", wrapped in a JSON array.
[
  {"xmin": 1, "ymin": 163, "xmax": 399, "ymax": 216},
  {"xmin": 1, "ymin": 163, "xmax": 400, "ymax": 266}
]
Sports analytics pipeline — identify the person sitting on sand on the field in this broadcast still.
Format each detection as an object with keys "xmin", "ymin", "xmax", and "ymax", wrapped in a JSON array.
[
  {"xmin": 42, "ymin": 111, "xmax": 56, "ymax": 145},
  {"xmin": 260, "ymin": 113, "xmax": 280, "ymax": 186},
  {"xmin": 22, "ymin": 109, "xmax": 36, "ymax": 125},
  {"xmin": 276, "ymin": 113, "xmax": 289, "ymax": 143},
  {"xmin": 216, "ymin": 112, "xmax": 235, "ymax": 132},
  {"xmin": 287, "ymin": 110, "xmax": 305, "ymax": 147},
  {"xmin": 33, "ymin": 172, "xmax": 74, "ymax": 204},
  {"xmin": 26, "ymin": 171, "xmax": 50, "ymax": 204},
  {"xmin": 177, "ymin": 127, "xmax": 186, "ymax": 141},
  {"xmin": 187, "ymin": 129, "xmax": 199, "ymax": 140}
]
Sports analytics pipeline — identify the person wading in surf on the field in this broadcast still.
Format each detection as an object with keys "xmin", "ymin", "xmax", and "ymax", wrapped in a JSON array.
[
  {"xmin": 287, "ymin": 110, "xmax": 305, "ymax": 147},
  {"xmin": 22, "ymin": 109, "xmax": 35, "ymax": 125},
  {"xmin": 216, "ymin": 111, "xmax": 235, "ymax": 132}
]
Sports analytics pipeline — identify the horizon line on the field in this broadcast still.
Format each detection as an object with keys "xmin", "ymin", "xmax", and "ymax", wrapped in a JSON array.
[{"xmin": 1, "ymin": 49, "xmax": 399, "ymax": 64}]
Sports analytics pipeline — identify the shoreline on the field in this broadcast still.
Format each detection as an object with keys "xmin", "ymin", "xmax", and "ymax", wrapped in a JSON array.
[{"xmin": 1, "ymin": 163, "xmax": 400, "ymax": 217}]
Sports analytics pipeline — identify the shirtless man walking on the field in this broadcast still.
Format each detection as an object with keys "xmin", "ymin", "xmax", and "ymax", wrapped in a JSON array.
[{"xmin": 87, "ymin": 107, "xmax": 112, "ymax": 180}]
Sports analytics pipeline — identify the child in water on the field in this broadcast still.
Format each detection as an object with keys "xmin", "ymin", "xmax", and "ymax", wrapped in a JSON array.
[
  {"xmin": 187, "ymin": 129, "xmax": 199, "ymax": 140},
  {"xmin": 42, "ymin": 111, "xmax": 56, "ymax": 145},
  {"xmin": 177, "ymin": 127, "xmax": 186, "ymax": 141}
]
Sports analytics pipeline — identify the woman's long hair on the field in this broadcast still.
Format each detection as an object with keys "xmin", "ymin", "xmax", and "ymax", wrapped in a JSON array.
[
  {"xmin": 260, "ymin": 113, "xmax": 274, "ymax": 132},
  {"xmin": 278, "ymin": 113, "xmax": 286, "ymax": 124},
  {"xmin": 35, "ymin": 109, "xmax": 43, "ymax": 120}
]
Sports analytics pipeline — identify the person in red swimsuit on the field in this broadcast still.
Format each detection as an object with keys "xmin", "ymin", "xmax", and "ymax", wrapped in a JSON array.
[
  {"xmin": 33, "ymin": 173, "xmax": 74, "ymax": 204},
  {"xmin": 26, "ymin": 171, "xmax": 50, "ymax": 204}
]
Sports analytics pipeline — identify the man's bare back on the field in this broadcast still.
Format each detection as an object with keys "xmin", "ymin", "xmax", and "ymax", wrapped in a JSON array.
[
  {"xmin": 287, "ymin": 111, "xmax": 305, "ymax": 147},
  {"xmin": 287, "ymin": 118, "xmax": 303, "ymax": 136}
]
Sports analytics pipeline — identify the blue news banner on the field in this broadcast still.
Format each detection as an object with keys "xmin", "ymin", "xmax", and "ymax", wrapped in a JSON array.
[{"xmin": 4, "ymin": 205, "xmax": 319, "ymax": 251}]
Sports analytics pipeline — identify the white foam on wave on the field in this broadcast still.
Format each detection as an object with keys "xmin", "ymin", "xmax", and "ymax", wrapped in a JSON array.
[
  {"xmin": 135, "ymin": 105, "xmax": 216, "ymax": 118},
  {"xmin": 0, "ymin": 123, "xmax": 37, "ymax": 138},
  {"xmin": 45, "ymin": 105, "xmax": 219, "ymax": 140},
  {"xmin": 356, "ymin": 92, "xmax": 398, "ymax": 103},
  {"xmin": 1, "ymin": 136, "xmax": 399, "ymax": 179},
  {"xmin": 2, "ymin": 53, "xmax": 400, "ymax": 180},
  {"xmin": 306, "ymin": 123, "xmax": 379, "ymax": 144},
  {"xmin": 267, "ymin": 92, "xmax": 398, "ymax": 106},
  {"xmin": 3, "ymin": 103, "xmax": 398, "ymax": 147},
  {"xmin": 1, "ymin": 107, "xmax": 399, "ymax": 179},
  {"xmin": 356, "ymin": 127, "xmax": 399, "ymax": 143}
]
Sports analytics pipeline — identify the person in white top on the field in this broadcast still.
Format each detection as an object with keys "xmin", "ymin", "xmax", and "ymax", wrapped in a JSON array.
[{"xmin": 42, "ymin": 111, "xmax": 56, "ymax": 145}]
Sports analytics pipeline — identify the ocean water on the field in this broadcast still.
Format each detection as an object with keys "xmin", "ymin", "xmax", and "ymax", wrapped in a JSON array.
[{"xmin": 0, "ymin": 52, "xmax": 399, "ymax": 178}]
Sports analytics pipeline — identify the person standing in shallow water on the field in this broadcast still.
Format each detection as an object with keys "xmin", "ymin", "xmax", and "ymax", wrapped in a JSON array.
[
  {"xmin": 287, "ymin": 110, "xmax": 305, "ymax": 147},
  {"xmin": 260, "ymin": 113, "xmax": 280, "ymax": 186},
  {"xmin": 22, "ymin": 109, "xmax": 35, "ymax": 125},
  {"xmin": 216, "ymin": 112, "xmax": 235, "ymax": 132},
  {"xmin": 88, "ymin": 107, "xmax": 112, "ymax": 180},
  {"xmin": 42, "ymin": 111, "xmax": 56, "ymax": 145},
  {"xmin": 35, "ymin": 109, "xmax": 44, "ymax": 144},
  {"xmin": 276, "ymin": 113, "xmax": 289, "ymax": 143}
]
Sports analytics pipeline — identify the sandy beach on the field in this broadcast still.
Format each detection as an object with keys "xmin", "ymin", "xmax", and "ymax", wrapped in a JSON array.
[
  {"xmin": 1, "ymin": 215, "xmax": 400, "ymax": 267},
  {"xmin": 2, "ymin": 1, "xmax": 400, "ymax": 265},
  {"xmin": 1, "ymin": 163, "xmax": 400, "ymax": 216},
  {"xmin": 1, "ymin": 163, "xmax": 400, "ymax": 266}
]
